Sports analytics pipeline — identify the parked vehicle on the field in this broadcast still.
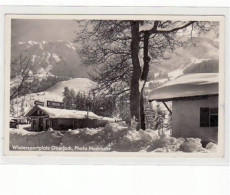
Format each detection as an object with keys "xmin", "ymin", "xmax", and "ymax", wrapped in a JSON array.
[
  {"xmin": 9, "ymin": 117, "xmax": 29, "ymax": 128},
  {"xmin": 18, "ymin": 118, "xmax": 28, "ymax": 124},
  {"xmin": 10, "ymin": 119, "xmax": 17, "ymax": 128}
]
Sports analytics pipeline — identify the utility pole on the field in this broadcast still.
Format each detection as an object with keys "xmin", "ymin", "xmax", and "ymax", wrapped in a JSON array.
[
  {"xmin": 86, "ymin": 100, "xmax": 90, "ymax": 128},
  {"xmin": 86, "ymin": 105, "xmax": 89, "ymax": 118},
  {"xmin": 16, "ymin": 90, "xmax": 19, "ymax": 129}
]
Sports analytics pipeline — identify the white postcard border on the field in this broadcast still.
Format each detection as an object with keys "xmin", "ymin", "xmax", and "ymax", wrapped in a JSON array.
[{"xmin": 0, "ymin": 6, "xmax": 229, "ymax": 165}]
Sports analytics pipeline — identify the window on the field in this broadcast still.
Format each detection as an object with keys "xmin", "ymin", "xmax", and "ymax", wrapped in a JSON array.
[
  {"xmin": 200, "ymin": 107, "xmax": 218, "ymax": 127},
  {"xmin": 210, "ymin": 108, "xmax": 218, "ymax": 127}
]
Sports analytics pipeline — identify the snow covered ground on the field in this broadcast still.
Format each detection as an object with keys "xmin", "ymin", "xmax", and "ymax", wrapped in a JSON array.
[{"xmin": 9, "ymin": 122, "xmax": 217, "ymax": 153}]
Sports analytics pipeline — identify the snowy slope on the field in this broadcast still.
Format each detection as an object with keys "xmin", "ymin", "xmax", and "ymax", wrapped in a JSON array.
[
  {"xmin": 46, "ymin": 78, "xmax": 95, "ymax": 96},
  {"xmin": 25, "ymin": 78, "xmax": 95, "ymax": 102},
  {"xmin": 10, "ymin": 78, "xmax": 96, "ymax": 117}
]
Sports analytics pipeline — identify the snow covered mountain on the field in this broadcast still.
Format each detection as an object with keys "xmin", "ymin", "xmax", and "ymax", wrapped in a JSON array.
[
  {"xmin": 11, "ymin": 36, "xmax": 218, "ymax": 85},
  {"xmin": 148, "ymin": 36, "xmax": 219, "ymax": 79},
  {"xmin": 10, "ymin": 36, "xmax": 219, "ymax": 117},
  {"xmin": 145, "ymin": 36, "xmax": 219, "ymax": 95},
  {"xmin": 11, "ymin": 40, "xmax": 89, "ymax": 79}
]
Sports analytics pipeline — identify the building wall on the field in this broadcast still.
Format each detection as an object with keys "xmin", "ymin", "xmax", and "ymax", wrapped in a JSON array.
[
  {"xmin": 172, "ymin": 96, "xmax": 218, "ymax": 143},
  {"xmin": 73, "ymin": 119, "xmax": 108, "ymax": 129},
  {"xmin": 30, "ymin": 117, "xmax": 109, "ymax": 131},
  {"xmin": 51, "ymin": 118, "xmax": 107, "ymax": 130},
  {"xmin": 31, "ymin": 117, "xmax": 49, "ymax": 131},
  {"xmin": 51, "ymin": 118, "xmax": 73, "ymax": 130}
]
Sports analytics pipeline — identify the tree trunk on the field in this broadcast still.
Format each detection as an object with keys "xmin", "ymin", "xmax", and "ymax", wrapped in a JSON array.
[
  {"xmin": 130, "ymin": 21, "xmax": 141, "ymax": 130},
  {"xmin": 140, "ymin": 32, "xmax": 150, "ymax": 130},
  {"xmin": 140, "ymin": 91, "xmax": 146, "ymax": 130}
]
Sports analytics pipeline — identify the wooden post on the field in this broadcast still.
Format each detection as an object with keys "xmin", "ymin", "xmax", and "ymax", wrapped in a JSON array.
[
  {"xmin": 162, "ymin": 101, "xmax": 172, "ymax": 115},
  {"xmin": 87, "ymin": 106, "xmax": 89, "ymax": 118}
]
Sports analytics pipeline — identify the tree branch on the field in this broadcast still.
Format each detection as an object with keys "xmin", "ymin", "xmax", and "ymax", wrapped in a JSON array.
[{"xmin": 139, "ymin": 21, "xmax": 196, "ymax": 35}]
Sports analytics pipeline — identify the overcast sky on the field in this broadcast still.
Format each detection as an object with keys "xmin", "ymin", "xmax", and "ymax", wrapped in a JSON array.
[
  {"xmin": 11, "ymin": 19, "xmax": 219, "ymax": 44},
  {"xmin": 11, "ymin": 19, "xmax": 77, "ymax": 44}
]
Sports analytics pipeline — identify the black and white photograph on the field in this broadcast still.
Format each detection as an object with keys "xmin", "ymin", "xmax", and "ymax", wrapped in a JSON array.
[{"xmin": 4, "ymin": 15, "xmax": 225, "ymax": 156}]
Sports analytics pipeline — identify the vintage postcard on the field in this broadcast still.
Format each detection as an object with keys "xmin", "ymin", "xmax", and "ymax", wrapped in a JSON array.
[{"xmin": 4, "ymin": 14, "xmax": 225, "ymax": 158}]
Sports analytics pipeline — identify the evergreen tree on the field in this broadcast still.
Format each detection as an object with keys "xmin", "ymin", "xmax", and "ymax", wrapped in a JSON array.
[
  {"xmin": 115, "ymin": 93, "xmax": 131, "ymax": 124},
  {"xmin": 165, "ymin": 113, "xmax": 172, "ymax": 134},
  {"xmin": 154, "ymin": 104, "xmax": 166, "ymax": 135},
  {"xmin": 63, "ymin": 88, "xmax": 116, "ymax": 117},
  {"xmin": 63, "ymin": 87, "xmax": 76, "ymax": 109},
  {"xmin": 143, "ymin": 99, "xmax": 155, "ymax": 129}
]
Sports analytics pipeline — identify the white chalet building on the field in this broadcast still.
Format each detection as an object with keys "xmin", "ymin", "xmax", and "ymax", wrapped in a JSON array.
[{"xmin": 148, "ymin": 73, "xmax": 218, "ymax": 143}]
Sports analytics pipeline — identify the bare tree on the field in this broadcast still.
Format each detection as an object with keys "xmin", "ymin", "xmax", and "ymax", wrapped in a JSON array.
[
  {"xmin": 76, "ymin": 20, "xmax": 216, "ymax": 130},
  {"xmin": 10, "ymin": 55, "xmax": 33, "ymax": 100},
  {"xmin": 76, "ymin": 20, "xmax": 132, "ymax": 95},
  {"xmin": 136, "ymin": 21, "xmax": 215, "ymax": 129}
]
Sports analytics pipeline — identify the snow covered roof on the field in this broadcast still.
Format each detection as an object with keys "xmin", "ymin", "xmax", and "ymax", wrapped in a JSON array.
[
  {"xmin": 148, "ymin": 73, "xmax": 218, "ymax": 101},
  {"xmin": 26, "ymin": 106, "xmax": 100, "ymax": 120},
  {"xmin": 100, "ymin": 117, "xmax": 116, "ymax": 122},
  {"xmin": 26, "ymin": 106, "xmax": 116, "ymax": 121}
]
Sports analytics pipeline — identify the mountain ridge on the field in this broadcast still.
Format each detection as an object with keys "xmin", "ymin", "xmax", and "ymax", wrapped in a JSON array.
[{"xmin": 11, "ymin": 40, "xmax": 90, "ymax": 79}]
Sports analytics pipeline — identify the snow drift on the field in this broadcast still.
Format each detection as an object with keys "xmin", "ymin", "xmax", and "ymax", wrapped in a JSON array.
[
  {"xmin": 9, "ymin": 123, "xmax": 217, "ymax": 153},
  {"xmin": 10, "ymin": 129, "xmax": 63, "ymax": 149}
]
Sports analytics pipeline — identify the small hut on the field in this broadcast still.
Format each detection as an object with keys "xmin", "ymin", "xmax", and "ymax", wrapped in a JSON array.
[{"xmin": 25, "ymin": 105, "xmax": 114, "ymax": 131}]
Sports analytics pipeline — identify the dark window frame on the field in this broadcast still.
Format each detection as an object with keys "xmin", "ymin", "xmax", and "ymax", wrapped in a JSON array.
[{"xmin": 200, "ymin": 107, "xmax": 218, "ymax": 127}]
